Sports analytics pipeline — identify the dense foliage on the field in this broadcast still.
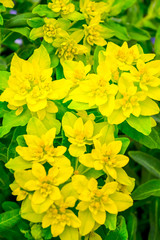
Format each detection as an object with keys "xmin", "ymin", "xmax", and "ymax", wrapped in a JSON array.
[{"xmin": 0, "ymin": 0, "xmax": 160, "ymax": 240}]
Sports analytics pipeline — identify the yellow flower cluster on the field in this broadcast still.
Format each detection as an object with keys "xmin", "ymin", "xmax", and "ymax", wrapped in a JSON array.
[
  {"xmin": 0, "ymin": 45, "xmax": 70, "ymax": 118},
  {"xmin": 6, "ymin": 109, "xmax": 134, "ymax": 239},
  {"xmin": 63, "ymin": 42, "xmax": 159, "ymax": 131},
  {"xmin": 29, "ymin": 0, "xmax": 117, "ymax": 61}
]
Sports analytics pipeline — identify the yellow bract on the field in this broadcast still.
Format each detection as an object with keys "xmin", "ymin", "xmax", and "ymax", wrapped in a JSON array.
[
  {"xmin": 80, "ymin": 0, "xmax": 111, "ymax": 22},
  {"xmin": 79, "ymin": 140, "xmax": 129, "ymax": 180},
  {"xmin": 72, "ymin": 175, "xmax": 133, "ymax": 235},
  {"xmin": 48, "ymin": 0, "xmax": 75, "ymax": 17},
  {"xmin": 15, "ymin": 163, "xmax": 73, "ymax": 214},
  {"xmin": 62, "ymin": 112, "xmax": 95, "ymax": 156},
  {"xmin": 0, "ymin": 45, "xmax": 70, "ymax": 115},
  {"xmin": 68, "ymin": 73, "xmax": 118, "ymax": 116},
  {"xmin": 42, "ymin": 196, "xmax": 80, "ymax": 237},
  {"xmin": 0, "ymin": 0, "xmax": 14, "ymax": 8},
  {"xmin": 16, "ymin": 128, "xmax": 68, "ymax": 166}
]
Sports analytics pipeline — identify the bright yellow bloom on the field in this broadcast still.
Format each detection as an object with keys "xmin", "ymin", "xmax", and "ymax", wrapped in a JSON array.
[
  {"xmin": 54, "ymin": 36, "xmax": 87, "ymax": 61},
  {"xmin": 103, "ymin": 41, "xmax": 155, "ymax": 71},
  {"xmin": 80, "ymin": 0, "xmax": 111, "ymax": 22},
  {"xmin": 68, "ymin": 73, "xmax": 118, "ymax": 116},
  {"xmin": 30, "ymin": 18, "xmax": 70, "ymax": 42},
  {"xmin": 42, "ymin": 196, "xmax": 80, "ymax": 238},
  {"xmin": 79, "ymin": 140, "xmax": 129, "ymax": 180},
  {"xmin": 83, "ymin": 16, "xmax": 114, "ymax": 51},
  {"xmin": 0, "ymin": 45, "xmax": 70, "ymax": 113},
  {"xmin": 16, "ymin": 163, "xmax": 73, "ymax": 213},
  {"xmin": 0, "ymin": 0, "xmax": 14, "ymax": 8},
  {"xmin": 16, "ymin": 128, "xmax": 68, "ymax": 166},
  {"xmin": 108, "ymin": 73, "xmax": 159, "ymax": 124},
  {"xmin": 48, "ymin": 0, "xmax": 75, "ymax": 17},
  {"xmin": 62, "ymin": 60, "xmax": 91, "ymax": 87},
  {"xmin": 130, "ymin": 59, "xmax": 160, "ymax": 100},
  {"xmin": 62, "ymin": 112, "xmax": 102, "ymax": 157},
  {"xmin": 72, "ymin": 175, "xmax": 133, "ymax": 235}
]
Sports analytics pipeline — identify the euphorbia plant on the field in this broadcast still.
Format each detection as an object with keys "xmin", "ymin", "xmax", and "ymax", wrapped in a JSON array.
[{"xmin": 0, "ymin": 1, "xmax": 160, "ymax": 240}]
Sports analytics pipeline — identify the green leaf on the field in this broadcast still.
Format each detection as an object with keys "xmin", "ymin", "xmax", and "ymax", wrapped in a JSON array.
[
  {"xmin": 0, "ymin": 209, "xmax": 21, "ymax": 232},
  {"xmin": 105, "ymin": 213, "xmax": 117, "ymax": 231},
  {"xmin": 132, "ymin": 179, "xmax": 160, "ymax": 200},
  {"xmin": 119, "ymin": 121, "xmax": 160, "ymax": 149},
  {"xmin": 127, "ymin": 26, "xmax": 150, "ymax": 41},
  {"xmin": 6, "ymin": 27, "xmax": 30, "ymax": 38},
  {"xmin": 105, "ymin": 20, "xmax": 130, "ymax": 41},
  {"xmin": 56, "ymin": 64, "xmax": 64, "ymax": 80},
  {"xmin": 0, "ymin": 71, "xmax": 10, "ymax": 90},
  {"xmin": 155, "ymin": 27, "xmax": 160, "ymax": 55},
  {"xmin": 2, "ymin": 202, "xmax": 19, "ymax": 212},
  {"xmin": 5, "ymin": 13, "xmax": 35, "ymax": 27},
  {"xmin": 27, "ymin": 17, "xmax": 44, "ymax": 28},
  {"xmin": 105, "ymin": 216, "xmax": 128, "ymax": 240},
  {"xmin": 0, "ymin": 14, "xmax": 3, "ymax": 25},
  {"xmin": 129, "ymin": 151, "xmax": 160, "ymax": 178},
  {"xmin": 116, "ymin": 137, "xmax": 130, "ymax": 154},
  {"xmin": 126, "ymin": 115, "xmax": 151, "ymax": 135},
  {"xmin": 0, "ymin": 102, "xmax": 9, "ymax": 118},
  {"xmin": 93, "ymin": 45, "xmax": 105, "ymax": 73},
  {"xmin": 32, "ymin": 4, "xmax": 58, "ymax": 18},
  {"xmin": 7, "ymin": 126, "xmax": 26, "ymax": 161},
  {"xmin": 0, "ymin": 162, "xmax": 10, "ymax": 190},
  {"xmin": 148, "ymin": 198, "xmax": 160, "ymax": 240},
  {"xmin": 0, "ymin": 107, "xmax": 31, "ymax": 138},
  {"xmin": 127, "ymin": 213, "xmax": 137, "ymax": 240},
  {"xmin": 27, "ymin": 117, "xmax": 47, "ymax": 137}
]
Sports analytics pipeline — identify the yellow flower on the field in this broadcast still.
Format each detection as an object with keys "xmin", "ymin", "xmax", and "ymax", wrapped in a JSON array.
[
  {"xmin": 42, "ymin": 196, "xmax": 80, "ymax": 238},
  {"xmin": 62, "ymin": 112, "xmax": 101, "ymax": 157},
  {"xmin": 99, "ymin": 42, "xmax": 155, "ymax": 76},
  {"xmin": 80, "ymin": 0, "xmax": 111, "ymax": 22},
  {"xmin": 54, "ymin": 31, "xmax": 87, "ymax": 61},
  {"xmin": 130, "ymin": 59, "xmax": 160, "ymax": 100},
  {"xmin": 68, "ymin": 73, "xmax": 118, "ymax": 116},
  {"xmin": 16, "ymin": 128, "xmax": 69, "ymax": 166},
  {"xmin": 108, "ymin": 73, "xmax": 159, "ymax": 124},
  {"xmin": 83, "ymin": 16, "xmax": 114, "ymax": 51},
  {"xmin": 30, "ymin": 18, "xmax": 70, "ymax": 42},
  {"xmin": 48, "ymin": 0, "xmax": 75, "ymax": 17},
  {"xmin": 72, "ymin": 175, "xmax": 133, "ymax": 235},
  {"xmin": 79, "ymin": 140, "xmax": 129, "ymax": 180},
  {"xmin": 0, "ymin": 0, "xmax": 14, "ymax": 8},
  {"xmin": 0, "ymin": 45, "xmax": 70, "ymax": 113},
  {"xmin": 17, "ymin": 163, "xmax": 73, "ymax": 213}
]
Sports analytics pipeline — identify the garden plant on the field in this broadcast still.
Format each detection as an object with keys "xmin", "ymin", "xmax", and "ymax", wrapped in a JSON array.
[{"xmin": 0, "ymin": 0, "xmax": 160, "ymax": 239}]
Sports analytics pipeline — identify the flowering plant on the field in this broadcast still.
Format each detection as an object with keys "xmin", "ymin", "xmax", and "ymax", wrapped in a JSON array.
[{"xmin": 0, "ymin": 0, "xmax": 160, "ymax": 240}]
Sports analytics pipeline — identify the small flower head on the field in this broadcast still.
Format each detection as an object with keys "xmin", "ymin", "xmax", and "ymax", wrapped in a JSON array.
[
  {"xmin": 79, "ymin": 140, "xmax": 129, "ymax": 180},
  {"xmin": 42, "ymin": 195, "xmax": 80, "ymax": 237},
  {"xmin": 16, "ymin": 128, "xmax": 68, "ymax": 166},
  {"xmin": 62, "ymin": 112, "xmax": 98, "ymax": 156},
  {"xmin": 48, "ymin": 0, "xmax": 75, "ymax": 17}
]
